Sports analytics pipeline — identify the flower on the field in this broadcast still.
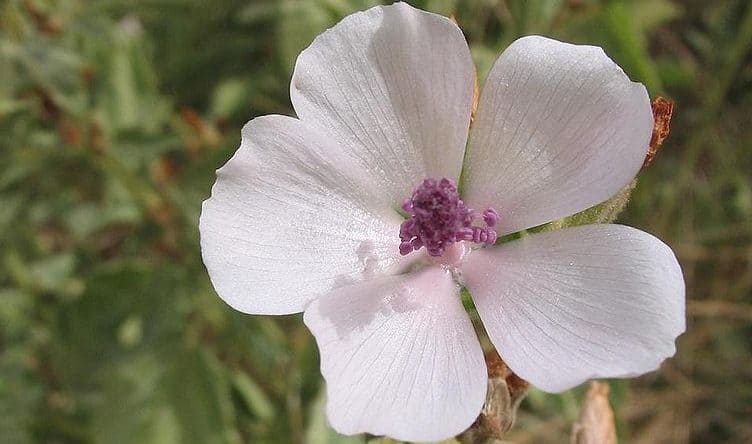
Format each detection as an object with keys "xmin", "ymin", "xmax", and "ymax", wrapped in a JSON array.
[{"xmin": 199, "ymin": 3, "xmax": 685, "ymax": 442}]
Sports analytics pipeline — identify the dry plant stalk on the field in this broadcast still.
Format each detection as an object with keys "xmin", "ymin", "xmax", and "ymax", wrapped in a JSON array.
[
  {"xmin": 643, "ymin": 97, "xmax": 675, "ymax": 167},
  {"xmin": 471, "ymin": 73, "xmax": 480, "ymax": 124},
  {"xmin": 571, "ymin": 381, "xmax": 618, "ymax": 444},
  {"xmin": 459, "ymin": 351, "xmax": 530, "ymax": 444}
]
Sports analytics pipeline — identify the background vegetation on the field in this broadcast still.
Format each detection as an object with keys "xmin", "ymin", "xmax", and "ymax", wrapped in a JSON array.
[{"xmin": 1, "ymin": 0, "xmax": 750, "ymax": 442}]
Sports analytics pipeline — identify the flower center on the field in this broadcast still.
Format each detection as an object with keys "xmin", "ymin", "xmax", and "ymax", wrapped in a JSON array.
[{"xmin": 399, "ymin": 178, "xmax": 499, "ymax": 257}]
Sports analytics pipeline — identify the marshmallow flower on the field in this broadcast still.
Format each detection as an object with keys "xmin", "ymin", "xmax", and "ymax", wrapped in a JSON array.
[{"xmin": 200, "ymin": 3, "xmax": 685, "ymax": 442}]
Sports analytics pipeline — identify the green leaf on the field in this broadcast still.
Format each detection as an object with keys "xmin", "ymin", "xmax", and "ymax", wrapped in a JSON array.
[
  {"xmin": 232, "ymin": 371, "xmax": 276, "ymax": 421},
  {"xmin": 90, "ymin": 353, "xmax": 177, "ymax": 444},
  {"xmin": 278, "ymin": 0, "xmax": 336, "ymax": 73},
  {"xmin": 210, "ymin": 78, "xmax": 252, "ymax": 120},
  {"xmin": 163, "ymin": 349, "xmax": 242, "ymax": 444},
  {"xmin": 602, "ymin": 2, "xmax": 664, "ymax": 93},
  {"xmin": 28, "ymin": 253, "xmax": 77, "ymax": 293}
]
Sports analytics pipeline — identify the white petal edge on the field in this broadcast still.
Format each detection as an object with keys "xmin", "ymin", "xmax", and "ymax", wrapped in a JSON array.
[
  {"xmin": 462, "ymin": 36, "xmax": 654, "ymax": 234},
  {"xmin": 291, "ymin": 2, "xmax": 475, "ymax": 206},
  {"xmin": 462, "ymin": 224, "xmax": 685, "ymax": 393},
  {"xmin": 304, "ymin": 267, "xmax": 487, "ymax": 442},
  {"xmin": 199, "ymin": 115, "xmax": 406, "ymax": 315}
]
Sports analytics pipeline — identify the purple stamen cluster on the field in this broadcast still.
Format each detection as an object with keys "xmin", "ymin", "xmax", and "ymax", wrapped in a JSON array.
[{"xmin": 399, "ymin": 178, "xmax": 499, "ymax": 257}]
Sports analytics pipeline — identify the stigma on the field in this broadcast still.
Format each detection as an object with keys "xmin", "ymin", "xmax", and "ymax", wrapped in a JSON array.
[{"xmin": 398, "ymin": 178, "xmax": 499, "ymax": 257}]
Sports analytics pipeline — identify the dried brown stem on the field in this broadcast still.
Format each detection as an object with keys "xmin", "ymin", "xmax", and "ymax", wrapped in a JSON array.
[{"xmin": 571, "ymin": 382, "xmax": 617, "ymax": 444}]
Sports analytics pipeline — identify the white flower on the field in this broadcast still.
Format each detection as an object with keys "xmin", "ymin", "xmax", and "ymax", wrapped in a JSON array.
[{"xmin": 199, "ymin": 3, "xmax": 685, "ymax": 442}]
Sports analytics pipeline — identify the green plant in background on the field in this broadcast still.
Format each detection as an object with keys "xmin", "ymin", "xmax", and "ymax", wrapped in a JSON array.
[{"xmin": 0, "ymin": 1, "xmax": 750, "ymax": 443}]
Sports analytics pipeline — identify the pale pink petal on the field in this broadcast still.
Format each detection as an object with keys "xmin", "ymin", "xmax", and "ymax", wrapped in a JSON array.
[
  {"xmin": 462, "ymin": 36, "xmax": 653, "ymax": 234},
  {"xmin": 200, "ymin": 115, "xmax": 406, "ymax": 315},
  {"xmin": 291, "ymin": 2, "xmax": 475, "ymax": 205},
  {"xmin": 462, "ymin": 224, "xmax": 685, "ymax": 393},
  {"xmin": 304, "ymin": 267, "xmax": 486, "ymax": 442}
]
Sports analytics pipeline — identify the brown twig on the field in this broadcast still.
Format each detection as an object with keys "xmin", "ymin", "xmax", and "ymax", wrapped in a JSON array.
[
  {"xmin": 571, "ymin": 382, "xmax": 617, "ymax": 444},
  {"xmin": 459, "ymin": 351, "xmax": 529, "ymax": 443},
  {"xmin": 643, "ymin": 97, "xmax": 675, "ymax": 168}
]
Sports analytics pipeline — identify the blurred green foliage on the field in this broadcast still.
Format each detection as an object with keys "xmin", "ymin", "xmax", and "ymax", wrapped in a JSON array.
[{"xmin": 1, "ymin": 0, "xmax": 750, "ymax": 443}]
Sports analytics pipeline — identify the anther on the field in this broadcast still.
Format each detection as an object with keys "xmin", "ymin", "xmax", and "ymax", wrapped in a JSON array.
[{"xmin": 398, "ymin": 178, "xmax": 500, "ymax": 257}]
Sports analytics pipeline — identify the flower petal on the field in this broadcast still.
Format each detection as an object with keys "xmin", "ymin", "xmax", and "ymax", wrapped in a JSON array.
[
  {"xmin": 462, "ymin": 224, "xmax": 685, "ymax": 393},
  {"xmin": 200, "ymin": 115, "xmax": 405, "ymax": 315},
  {"xmin": 462, "ymin": 36, "xmax": 653, "ymax": 234},
  {"xmin": 304, "ymin": 267, "xmax": 486, "ymax": 442},
  {"xmin": 291, "ymin": 2, "xmax": 475, "ymax": 205}
]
